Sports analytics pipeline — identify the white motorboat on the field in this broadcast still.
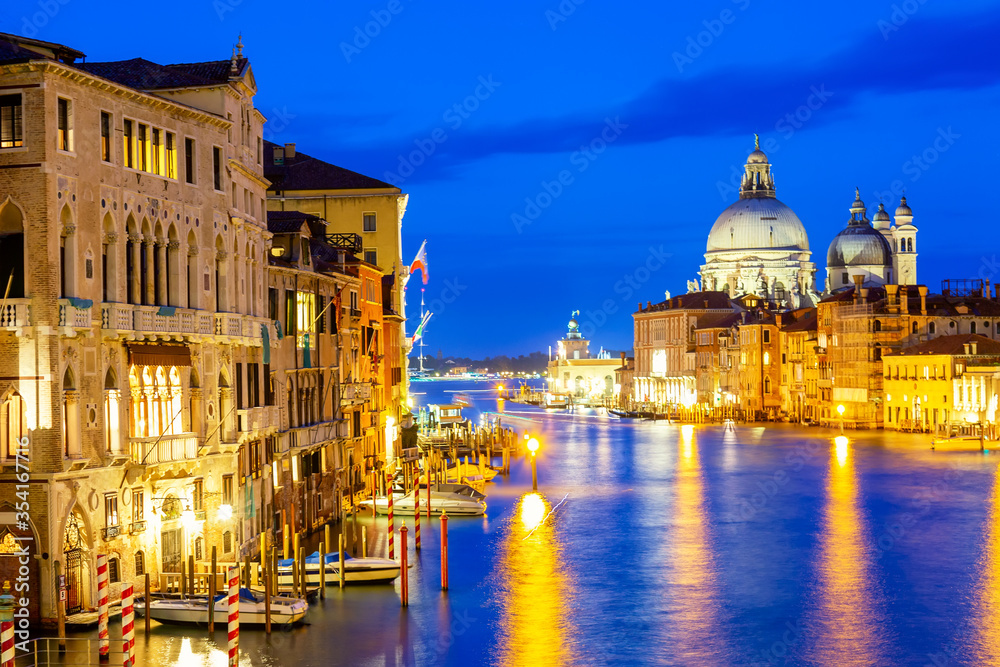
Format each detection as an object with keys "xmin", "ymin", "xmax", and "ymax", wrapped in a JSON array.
[
  {"xmin": 276, "ymin": 551, "xmax": 400, "ymax": 585},
  {"xmin": 139, "ymin": 589, "xmax": 307, "ymax": 626},
  {"xmin": 361, "ymin": 487, "xmax": 485, "ymax": 516}
]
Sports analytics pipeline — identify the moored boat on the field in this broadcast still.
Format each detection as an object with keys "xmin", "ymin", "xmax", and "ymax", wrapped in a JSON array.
[
  {"xmin": 276, "ymin": 551, "xmax": 400, "ymax": 585},
  {"xmin": 931, "ymin": 435, "xmax": 987, "ymax": 452},
  {"xmin": 140, "ymin": 589, "xmax": 307, "ymax": 626},
  {"xmin": 361, "ymin": 487, "xmax": 485, "ymax": 516}
]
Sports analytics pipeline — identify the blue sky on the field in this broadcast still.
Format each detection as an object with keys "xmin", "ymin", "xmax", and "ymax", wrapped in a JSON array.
[{"xmin": 12, "ymin": 0, "xmax": 1000, "ymax": 356}]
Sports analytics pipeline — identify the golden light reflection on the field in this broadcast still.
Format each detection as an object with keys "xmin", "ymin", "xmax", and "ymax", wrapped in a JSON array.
[
  {"xmin": 497, "ymin": 492, "xmax": 574, "ymax": 667},
  {"xmin": 972, "ymin": 466, "xmax": 1000, "ymax": 662},
  {"xmin": 805, "ymin": 441, "xmax": 884, "ymax": 665},
  {"xmin": 666, "ymin": 426, "xmax": 724, "ymax": 660}
]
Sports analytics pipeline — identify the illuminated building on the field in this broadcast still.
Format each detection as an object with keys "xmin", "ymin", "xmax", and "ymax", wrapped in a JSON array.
[
  {"xmin": 546, "ymin": 314, "xmax": 620, "ymax": 400},
  {"xmin": 0, "ymin": 33, "xmax": 272, "ymax": 624},
  {"xmin": 694, "ymin": 312, "xmax": 741, "ymax": 408},
  {"xmin": 632, "ymin": 292, "xmax": 735, "ymax": 408},
  {"xmin": 882, "ymin": 334, "xmax": 1000, "ymax": 434}
]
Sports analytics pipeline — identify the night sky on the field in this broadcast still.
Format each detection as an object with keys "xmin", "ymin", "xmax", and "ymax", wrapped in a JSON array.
[{"xmin": 11, "ymin": 0, "xmax": 1000, "ymax": 357}]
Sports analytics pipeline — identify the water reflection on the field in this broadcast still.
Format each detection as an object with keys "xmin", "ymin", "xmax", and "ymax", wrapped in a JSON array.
[
  {"xmin": 972, "ymin": 466, "xmax": 1000, "ymax": 662},
  {"xmin": 806, "ymin": 439, "xmax": 885, "ymax": 665},
  {"xmin": 496, "ymin": 492, "xmax": 575, "ymax": 667},
  {"xmin": 666, "ymin": 425, "xmax": 724, "ymax": 661}
]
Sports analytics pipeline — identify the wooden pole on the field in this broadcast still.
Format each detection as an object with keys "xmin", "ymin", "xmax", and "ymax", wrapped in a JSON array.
[
  {"xmin": 298, "ymin": 547, "xmax": 306, "ymax": 599},
  {"xmin": 144, "ymin": 573, "xmax": 150, "ymax": 636},
  {"xmin": 400, "ymin": 522, "xmax": 409, "ymax": 607},
  {"xmin": 244, "ymin": 554, "xmax": 251, "ymax": 590},
  {"xmin": 209, "ymin": 547, "xmax": 216, "ymax": 632},
  {"xmin": 319, "ymin": 541, "xmax": 326, "ymax": 596},
  {"xmin": 441, "ymin": 511, "xmax": 449, "ymax": 591},
  {"xmin": 180, "ymin": 558, "xmax": 186, "ymax": 599},
  {"xmin": 264, "ymin": 555, "xmax": 271, "ymax": 635},
  {"xmin": 283, "ymin": 522, "xmax": 290, "ymax": 560},
  {"xmin": 271, "ymin": 549, "xmax": 278, "ymax": 597},
  {"xmin": 338, "ymin": 533, "xmax": 345, "ymax": 589},
  {"xmin": 189, "ymin": 555, "xmax": 196, "ymax": 598},
  {"xmin": 292, "ymin": 532, "xmax": 300, "ymax": 595}
]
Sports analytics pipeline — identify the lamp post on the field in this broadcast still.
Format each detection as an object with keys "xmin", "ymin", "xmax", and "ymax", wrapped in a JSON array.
[
  {"xmin": 527, "ymin": 437, "xmax": 539, "ymax": 491},
  {"xmin": 837, "ymin": 404, "xmax": 845, "ymax": 434}
]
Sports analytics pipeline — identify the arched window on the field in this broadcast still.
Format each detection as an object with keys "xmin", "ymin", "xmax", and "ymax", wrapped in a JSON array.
[
  {"xmin": 134, "ymin": 550, "xmax": 145, "ymax": 577},
  {"xmin": 108, "ymin": 556, "xmax": 121, "ymax": 584},
  {"xmin": 140, "ymin": 218, "xmax": 152, "ymax": 305},
  {"xmin": 873, "ymin": 320, "xmax": 882, "ymax": 332},
  {"xmin": 0, "ymin": 201, "xmax": 24, "ymax": 298},
  {"xmin": 59, "ymin": 205, "xmax": 76, "ymax": 298},
  {"xmin": 1, "ymin": 391, "xmax": 26, "ymax": 459},
  {"xmin": 129, "ymin": 365, "xmax": 184, "ymax": 438},
  {"xmin": 215, "ymin": 235, "xmax": 228, "ymax": 312},
  {"xmin": 929, "ymin": 322, "xmax": 936, "ymax": 335},
  {"xmin": 125, "ymin": 215, "xmax": 139, "ymax": 304},
  {"xmin": 223, "ymin": 531, "xmax": 232, "ymax": 554},
  {"xmin": 764, "ymin": 377, "xmax": 771, "ymax": 394},
  {"xmin": 912, "ymin": 322, "xmax": 918, "ymax": 334},
  {"xmin": 104, "ymin": 368, "xmax": 121, "ymax": 453},
  {"xmin": 907, "ymin": 238, "xmax": 913, "ymax": 252},
  {"xmin": 971, "ymin": 322, "xmax": 977, "ymax": 334},
  {"xmin": 774, "ymin": 282, "xmax": 786, "ymax": 302},
  {"xmin": 195, "ymin": 536, "xmax": 203, "ymax": 561},
  {"xmin": 186, "ymin": 230, "xmax": 198, "ymax": 309},
  {"xmin": 153, "ymin": 222, "xmax": 165, "ymax": 306},
  {"xmin": 874, "ymin": 344, "xmax": 882, "ymax": 362},
  {"xmin": 63, "ymin": 366, "xmax": 79, "ymax": 458},
  {"xmin": 167, "ymin": 224, "xmax": 180, "ymax": 306},
  {"xmin": 102, "ymin": 213, "xmax": 117, "ymax": 302}
]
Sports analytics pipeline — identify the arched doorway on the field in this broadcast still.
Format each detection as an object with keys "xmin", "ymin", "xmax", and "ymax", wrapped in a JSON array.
[
  {"xmin": 63, "ymin": 505, "xmax": 92, "ymax": 615},
  {"xmin": 0, "ymin": 508, "xmax": 39, "ymax": 622}
]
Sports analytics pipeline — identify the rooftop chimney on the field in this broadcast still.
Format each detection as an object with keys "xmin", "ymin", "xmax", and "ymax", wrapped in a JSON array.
[
  {"xmin": 284, "ymin": 143, "xmax": 296, "ymax": 159},
  {"xmin": 971, "ymin": 342, "xmax": 978, "ymax": 355},
  {"xmin": 852, "ymin": 275, "xmax": 864, "ymax": 304},
  {"xmin": 900, "ymin": 286, "xmax": 908, "ymax": 314},
  {"xmin": 775, "ymin": 313, "xmax": 783, "ymax": 328},
  {"xmin": 918, "ymin": 285, "xmax": 928, "ymax": 315}
]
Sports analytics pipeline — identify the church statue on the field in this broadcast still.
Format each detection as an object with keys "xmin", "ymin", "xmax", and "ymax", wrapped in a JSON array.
[{"xmin": 686, "ymin": 279, "xmax": 701, "ymax": 293}]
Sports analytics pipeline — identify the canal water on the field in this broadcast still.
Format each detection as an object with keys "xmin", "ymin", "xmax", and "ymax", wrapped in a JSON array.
[{"xmin": 79, "ymin": 378, "xmax": 1000, "ymax": 666}]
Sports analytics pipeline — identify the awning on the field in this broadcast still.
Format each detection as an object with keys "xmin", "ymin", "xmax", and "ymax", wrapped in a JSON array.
[{"xmin": 127, "ymin": 343, "xmax": 192, "ymax": 367}]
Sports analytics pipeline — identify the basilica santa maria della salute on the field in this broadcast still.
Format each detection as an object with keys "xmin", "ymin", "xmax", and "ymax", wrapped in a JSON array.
[{"xmin": 696, "ymin": 138, "xmax": 917, "ymax": 305}]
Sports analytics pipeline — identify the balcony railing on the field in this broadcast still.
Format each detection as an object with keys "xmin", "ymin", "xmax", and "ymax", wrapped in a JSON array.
[
  {"xmin": 101, "ymin": 525, "xmax": 121, "ymax": 541},
  {"xmin": 129, "ymin": 521, "xmax": 146, "ymax": 535},
  {"xmin": 101, "ymin": 303, "xmax": 269, "ymax": 342},
  {"xmin": 129, "ymin": 433, "xmax": 198, "ymax": 465},
  {"xmin": 0, "ymin": 299, "xmax": 31, "ymax": 329},
  {"xmin": 326, "ymin": 232, "xmax": 362, "ymax": 253},
  {"xmin": 58, "ymin": 299, "xmax": 93, "ymax": 329},
  {"xmin": 341, "ymin": 382, "xmax": 371, "ymax": 404}
]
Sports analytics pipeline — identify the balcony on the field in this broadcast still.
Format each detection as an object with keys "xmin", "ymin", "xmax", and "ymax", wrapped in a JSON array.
[
  {"xmin": 289, "ymin": 422, "xmax": 337, "ymax": 449},
  {"xmin": 58, "ymin": 298, "xmax": 94, "ymax": 330},
  {"xmin": 326, "ymin": 232, "xmax": 362, "ymax": 253},
  {"xmin": 101, "ymin": 525, "xmax": 121, "ymax": 541},
  {"xmin": 101, "ymin": 303, "xmax": 270, "ymax": 345},
  {"xmin": 0, "ymin": 299, "xmax": 30, "ymax": 331},
  {"xmin": 341, "ymin": 382, "xmax": 371, "ymax": 405},
  {"xmin": 129, "ymin": 433, "xmax": 199, "ymax": 465},
  {"xmin": 129, "ymin": 521, "xmax": 147, "ymax": 535}
]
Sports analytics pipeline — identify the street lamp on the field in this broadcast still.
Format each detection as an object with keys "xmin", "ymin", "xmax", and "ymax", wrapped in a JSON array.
[
  {"xmin": 527, "ymin": 437, "xmax": 539, "ymax": 490},
  {"xmin": 837, "ymin": 404, "xmax": 845, "ymax": 434}
]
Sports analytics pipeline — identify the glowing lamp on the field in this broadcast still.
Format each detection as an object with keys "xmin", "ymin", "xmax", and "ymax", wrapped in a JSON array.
[
  {"xmin": 218, "ymin": 504, "xmax": 233, "ymax": 521},
  {"xmin": 527, "ymin": 437, "xmax": 539, "ymax": 455},
  {"xmin": 181, "ymin": 509, "xmax": 196, "ymax": 529},
  {"xmin": 837, "ymin": 404, "xmax": 845, "ymax": 416}
]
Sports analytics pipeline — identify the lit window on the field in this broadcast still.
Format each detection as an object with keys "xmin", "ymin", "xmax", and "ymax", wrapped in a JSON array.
[
  {"xmin": 108, "ymin": 557, "xmax": 120, "ymax": 584},
  {"xmin": 165, "ymin": 132, "xmax": 177, "ymax": 179},
  {"xmin": 105, "ymin": 493, "xmax": 119, "ymax": 527},
  {"xmin": 193, "ymin": 479, "xmax": 203, "ymax": 511},
  {"xmin": 132, "ymin": 490, "xmax": 144, "ymax": 523},
  {"xmin": 0, "ymin": 94, "xmax": 23, "ymax": 148},
  {"xmin": 57, "ymin": 97, "xmax": 73, "ymax": 151},
  {"xmin": 123, "ymin": 120, "xmax": 134, "ymax": 168},
  {"xmin": 151, "ymin": 128, "xmax": 162, "ymax": 175},
  {"xmin": 128, "ymin": 365, "xmax": 183, "ymax": 438},
  {"xmin": 296, "ymin": 291, "xmax": 316, "ymax": 349},
  {"xmin": 100, "ymin": 112, "xmax": 111, "ymax": 161},
  {"xmin": 137, "ymin": 124, "xmax": 149, "ymax": 171},
  {"xmin": 222, "ymin": 475, "xmax": 233, "ymax": 505}
]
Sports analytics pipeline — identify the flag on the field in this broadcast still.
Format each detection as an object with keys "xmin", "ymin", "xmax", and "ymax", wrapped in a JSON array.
[
  {"xmin": 411, "ymin": 311, "xmax": 432, "ymax": 344},
  {"xmin": 409, "ymin": 240, "xmax": 428, "ymax": 285}
]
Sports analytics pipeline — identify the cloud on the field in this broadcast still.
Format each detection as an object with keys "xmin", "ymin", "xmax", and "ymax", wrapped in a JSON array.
[{"xmin": 316, "ymin": 6, "xmax": 1000, "ymax": 183}]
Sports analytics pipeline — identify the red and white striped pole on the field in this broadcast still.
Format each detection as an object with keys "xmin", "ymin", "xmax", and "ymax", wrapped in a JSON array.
[
  {"xmin": 97, "ymin": 554, "xmax": 109, "ymax": 660},
  {"xmin": 414, "ymin": 473, "xmax": 421, "ymax": 550},
  {"xmin": 426, "ymin": 472, "xmax": 431, "ymax": 519},
  {"xmin": 120, "ymin": 584, "xmax": 134, "ymax": 667},
  {"xmin": 227, "ymin": 567, "xmax": 239, "ymax": 667},
  {"xmin": 0, "ymin": 581, "xmax": 15, "ymax": 667},
  {"xmin": 387, "ymin": 473, "xmax": 395, "ymax": 559}
]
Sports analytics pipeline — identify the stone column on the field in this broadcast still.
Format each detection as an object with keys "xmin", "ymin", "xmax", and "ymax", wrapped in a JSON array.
[
  {"xmin": 128, "ymin": 233, "xmax": 142, "ymax": 305},
  {"xmin": 143, "ymin": 238, "xmax": 155, "ymax": 306},
  {"xmin": 157, "ymin": 242, "xmax": 168, "ymax": 306},
  {"xmin": 187, "ymin": 245, "xmax": 199, "ymax": 309},
  {"xmin": 64, "ymin": 390, "xmax": 81, "ymax": 459}
]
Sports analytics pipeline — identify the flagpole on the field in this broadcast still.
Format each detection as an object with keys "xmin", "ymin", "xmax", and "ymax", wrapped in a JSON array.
[{"xmin": 419, "ymin": 288, "xmax": 425, "ymax": 373}]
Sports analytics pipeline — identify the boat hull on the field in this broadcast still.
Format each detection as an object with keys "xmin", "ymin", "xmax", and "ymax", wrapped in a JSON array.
[
  {"xmin": 363, "ymin": 495, "xmax": 485, "ymax": 516},
  {"xmin": 144, "ymin": 596, "xmax": 307, "ymax": 626},
  {"xmin": 277, "ymin": 559, "xmax": 400, "ymax": 585}
]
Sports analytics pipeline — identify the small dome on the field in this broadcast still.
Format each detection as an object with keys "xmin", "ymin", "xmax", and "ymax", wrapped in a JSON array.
[
  {"xmin": 747, "ymin": 149, "xmax": 768, "ymax": 164},
  {"xmin": 850, "ymin": 188, "xmax": 866, "ymax": 214},
  {"xmin": 873, "ymin": 202, "xmax": 890, "ymax": 223},
  {"xmin": 827, "ymin": 225, "xmax": 892, "ymax": 268},
  {"xmin": 895, "ymin": 196, "xmax": 912, "ymax": 217}
]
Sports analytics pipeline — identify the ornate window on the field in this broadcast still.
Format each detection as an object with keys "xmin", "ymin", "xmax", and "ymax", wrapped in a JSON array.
[
  {"xmin": 128, "ymin": 365, "xmax": 183, "ymax": 438},
  {"xmin": 135, "ymin": 551, "xmax": 144, "ymax": 577}
]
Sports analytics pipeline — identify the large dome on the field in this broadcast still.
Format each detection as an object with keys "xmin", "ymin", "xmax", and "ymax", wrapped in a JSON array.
[
  {"xmin": 706, "ymin": 197, "xmax": 810, "ymax": 253},
  {"xmin": 826, "ymin": 221, "xmax": 892, "ymax": 268}
]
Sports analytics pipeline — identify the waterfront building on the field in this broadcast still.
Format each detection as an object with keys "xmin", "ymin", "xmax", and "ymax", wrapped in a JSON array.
[
  {"xmin": 882, "ymin": 334, "xmax": 1000, "ymax": 434},
  {"xmin": 778, "ymin": 308, "xmax": 819, "ymax": 423},
  {"xmin": 694, "ymin": 312, "xmax": 741, "ymax": 408},
  {"xmin": 264, "ymin": 142, "xmax": 409, "ymax": 453},
  {"xmin": 699, "ymin": 141, "xmax": 818, "ymax": 307},
  {"xmin": 824, "ymin": 190, "xmax": 918, "ymax": 292},
  {"xmin": 736, "ymin": 309, "xmax": 783, "ymax": 418},
  {"xmin": 0, "ymin": 33, "xmax": 272, "ymax": 623},
  {"xmin": 546, "ymin": 315, "xmax": 620, "ymax": 399},
  {"xmin": 631, "ymin": 292, "xmax": 735, "ymax": 407}
]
